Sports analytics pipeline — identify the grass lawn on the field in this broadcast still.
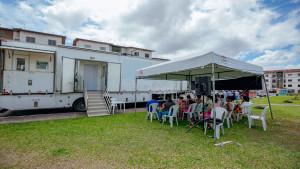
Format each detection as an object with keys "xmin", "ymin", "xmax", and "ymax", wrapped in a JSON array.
[
  {"xmin": 0, "ymin": 104, "xmax": 299, "ymax": 168},
  {"xmin": 252, "ymin": 94, "xmax": 300, "ymax": 105}
]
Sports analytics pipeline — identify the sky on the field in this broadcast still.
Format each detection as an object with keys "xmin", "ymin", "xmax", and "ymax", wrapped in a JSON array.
[{"xmin": 0, "ymin": 0, "xmax": 300, "ymax": 70}]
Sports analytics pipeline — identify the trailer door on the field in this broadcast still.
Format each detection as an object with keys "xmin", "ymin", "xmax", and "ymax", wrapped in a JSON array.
[
  {"xmin": 107, "ymin": 63, "xmax": 121, "ymax": 92},
  {"xmin": 62, "ymin": 57, "xmax": 75, "ymax": 93}
]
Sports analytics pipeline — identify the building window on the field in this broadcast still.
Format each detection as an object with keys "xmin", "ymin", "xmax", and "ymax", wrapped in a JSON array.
[
  {"xmin": 133, "ymin": 52, "xmax": 139, "ymax": 56},
  {"xmin": 26, "ymin": 36, "xmax": 35, "ymax": 43},
  {"xmin": 288, "ymin": 79, "xmax": 292, "ymax": 82},
  {"xmin": 272, "ymin": 75, "xmax": 276, "ymax": 78},
  {"xmin": 112, "ymin": 46, "xmax": 121, "ymax": 52},
  {"xmin": 17, "ymin": 58, "xmax": 26, "ymax": 71},
  {"xmin": 145, "ymin": 53, "xmax": 150, "ymax": 58},
  {"xmin": 272, "ymin": 80, "xmax": 275, "ymax": 83},
  {"xmin": 288, "ymin": 74, "xmax": 292, "ymax": 76},
  {"xmin": 284, "ymin": 79, "xmax": 286, "ymax": 83},
  {"xmin": 48, "ymin": 40, "xmax": 56, "ymax": 46},
  {"xmin": 284, "ymin": 85, "xmax": 286, "ymax": 87},
  {"xmin": 265, "ymin": 74, "xmax": 268, "ymax": 77},
  {"xmin": 84, "ymin": 44, "xmax": 91, "ymax": 49},
  {"xmin": 266, "ymin": 79, "xmax": 269, "ymax": 82},
  {"xmin": 36, "ymin": 61, "xmax": 49, "ymax": 70},
  {"xmin": 100, "ymin": 47, "xmax": 106, "ymax": 51},
  {"xmin": 298, "ymin": 79, "xmax": 300, "ymax": 82},
  {"xmin": 266, "ymin": 84, "xmax": 269, "ymax": 87},
  {"xmin": 298, "ymin": 73, "xmax": 300, "ymax": 76},
  {"xmin": 288, "ymin": 84, "xmax": 292, "ymax": 87},
  {"xmin": 14, "ymin": 39, "xmax": 20, "ymax": 41},
  {"xmin": 298, "ymin": 84, "xmax": 300, "ymax": 87}
]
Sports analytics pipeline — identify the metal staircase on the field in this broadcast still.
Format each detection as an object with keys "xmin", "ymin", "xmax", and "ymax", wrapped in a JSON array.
[{"xmin": 83, "ymin": 81, "xmax": 110, "ymax": 117}]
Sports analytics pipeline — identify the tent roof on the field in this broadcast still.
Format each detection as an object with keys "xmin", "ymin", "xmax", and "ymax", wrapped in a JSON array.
[{"xmin": 136, "ymin": 52, "xmax": 264, "ymax": 81}]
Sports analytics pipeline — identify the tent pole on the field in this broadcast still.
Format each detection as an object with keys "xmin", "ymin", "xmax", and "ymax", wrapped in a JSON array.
[
  {"xmin": 263, "ymin": 75, "xmax": 273, "ymax": 119},
  {"xmin": 135, "ymin": 77, "xmax": 137, "ymax": 116},
  {"xmin": 189, "ymin": 75, "xmax": 192, "ymax": 95},
  {"xmin": 212, "ymin": 63, "xmax": 216, "ymax": 144}
]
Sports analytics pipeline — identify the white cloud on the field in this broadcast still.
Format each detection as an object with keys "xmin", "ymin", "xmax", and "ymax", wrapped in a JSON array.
[
  {"xmin": 247, "ymin": 49, "xmax": 300, "ymax": 70},
  {"xmin": 0, "ymin": 0, "xmax": 300, "ymax": 71}
]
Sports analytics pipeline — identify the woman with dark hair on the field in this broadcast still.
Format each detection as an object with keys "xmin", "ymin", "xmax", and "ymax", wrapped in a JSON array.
[
  {"xmin": 158, "ymin": 97, "xmax": 175, "ymax": 123},
  {"xmin": 200, "ymin": 97, "xmax": 220, "ymax": 119},
  {"xmin": 232, "ymin": 96, "xmax": 252, "ymax": 121}
]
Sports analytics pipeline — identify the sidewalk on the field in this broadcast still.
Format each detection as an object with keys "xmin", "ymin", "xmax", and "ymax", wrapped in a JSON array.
[
  {"xmin": 0, "ymin": 107, "xmax": 147, "ymax": 124},
  {"xmin": 253, "ymin": 103, "xmax": 300, "ymax": 106}
]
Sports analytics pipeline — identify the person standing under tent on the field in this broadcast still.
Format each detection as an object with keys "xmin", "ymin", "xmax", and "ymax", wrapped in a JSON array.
[
  {"xmin": 235, "ymin": 91, "xmax": 239, "ymax": 100},
  {"xmin": 223, "ymin": 90, "xmax": 227, "ymax": 99},
  {"xmin": 158, "ymin": 98, "xmax": 175, "ymax": 123},
  {"xmin": 146, "ymin": 96, "xmax": 161, "ymax": 120}
]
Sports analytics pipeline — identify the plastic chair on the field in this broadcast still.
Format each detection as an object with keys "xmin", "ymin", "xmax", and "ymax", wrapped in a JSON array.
[
  {"xmin": 110, "ymin": 98, "xmax": 118, "ymax": 114},
  {"xmin": 182, "ymin": 103, "xmax": 197, "ymax": 121},
  {"xmin": 162, "ymin": 105, "xmax": 179, "ymax": 127},
  {"xmin": 147, "ymin": 103, "xmax": 159, "ymax": 122},
  {"xmin": 204, "ymin": 107, "xmax": 227, "ymax": 139},
  {"xmin": 225, "ymin": 110, "xmax": 233, "ymax": 128},
  {"xmin": 249, "ymin": 106, "xmax": 269, "ymax": 131},
  {"xmin": 237, "ymin": 103, "xmax": 253, "ymax": 122},
  {"xmin": 194, "ymin": 103, "xmax": 203, "ymax": 120}
]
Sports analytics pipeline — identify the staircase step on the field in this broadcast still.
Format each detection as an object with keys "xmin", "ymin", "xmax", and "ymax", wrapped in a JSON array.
[
  {"xmin": 88, "ymin": 99, "xmax": 106, "ymax": 103},
  {"xmin": 88, "ymin": 102, "xmax": 106, "ymax": 106},
  {"xmin": 88, "ymin": 105, "xmax": 108, "ymax": 110},
  {"xmin": 87, "ymin": 109, "xmax": 110, "ymax": 117}
]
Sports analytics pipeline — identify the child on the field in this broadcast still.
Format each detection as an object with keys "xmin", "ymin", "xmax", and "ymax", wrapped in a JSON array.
[{"xmin": 179, "ymin": 100, "xmax": 187, "ymax": 120}]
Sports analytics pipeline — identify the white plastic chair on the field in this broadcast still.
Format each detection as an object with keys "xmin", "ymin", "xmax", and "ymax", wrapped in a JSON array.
[
  {"xmin": 182, "ymin": 103, "xmax": 197, "ymax": 121},
  {"xmin": 225, "ymin": 110, "xmax": 233, "ymax": 128},
  {"xmin": 147, "ymin": 103, "xmax": 159, "ymax": 122},
  {"xmin": 249, "ymin": 106, "xmax": 269, "ymax": 131},
  {"xmin": 237, "ymin": 103, "xmax": 253, "ymax": 122},
  {"xmin": 204, "ymin": 107, "xmax": 227, "ymax": 139},
  {"xmin": 194, "ymin": 103, "xmax": 203, "ymax": 120},
  {"xmin": 162, "ymin": 105, "xmax": 179, "ymax": 127},
  {"xmin": 110, "ymin": 98, "xmax": 118, "ymax": 114}
]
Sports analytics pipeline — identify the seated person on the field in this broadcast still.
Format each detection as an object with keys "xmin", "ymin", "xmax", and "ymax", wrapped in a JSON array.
[
  {"xmin": 217, "ymin": 95, "xmax": 225, "ymax": 107},
  {"xmin": 158, "ymin": 98, "xmax": 175, "ymax": 123},
  {"xmin": 232, "ymin": 96, "xmax": 252, "ymax": 121},
  {"xmin": 179, "ymin": 100, "xmax": 188, "ymax": 120},
  {"xmin": 187, "ymin": 95, "xmax": 195, "ymax": 105},
  {"xmin": 146, "ymin": 96, "xmax": 161, "ymax": 119},
  {"xmin": 204, "ymin": 95, "xmax": 213, "ymax": 110},
  {"xmin": 223, "ymin": 96, "xmax": 234, "ymax": 112},
  {"xmin": 178, "ymin": 97, "xmax": 184, "ymax": 106},
  {"xmin": 200, "ymin": 97, "xmax": 220, "ymax": 119},
  {"xmin": 187, "ymin": 98, "xmax": 203, "ymax": 126}
]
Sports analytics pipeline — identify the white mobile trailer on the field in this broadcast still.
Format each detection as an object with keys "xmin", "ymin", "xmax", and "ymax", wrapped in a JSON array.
[{"xmin": 0, "ymin": 40, "xmax": 187, "ymax": 112}]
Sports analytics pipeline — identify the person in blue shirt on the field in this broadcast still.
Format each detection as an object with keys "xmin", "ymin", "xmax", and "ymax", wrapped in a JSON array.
[{"xmin": 146, "ymin": 96, "xmax": 161, "ymax": 120}]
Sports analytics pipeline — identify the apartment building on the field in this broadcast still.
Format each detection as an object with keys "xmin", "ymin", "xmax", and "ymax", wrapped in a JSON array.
[
  {"xmin": 0, "ymin": 27, "xmax": 66, "ymax": 46},
  {"xmin": 264, "ymin": 69, "xmax": 300, "ymax": 93},
  {"xmin": 73, "ymin": 38, "xmax": 154, "ymax": 59}
]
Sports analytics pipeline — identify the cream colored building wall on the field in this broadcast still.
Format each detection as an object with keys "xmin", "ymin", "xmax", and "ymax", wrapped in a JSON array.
[
  {"xmin": 284, "ymin": 72, "xmax": 300, "ymax": 91},
  {"xmin": 76, "ymin": 41, "xmax": 110, "ymax": 51},
  {"xmin": 4, "ymin": 50, "xmax": 54, "ymax": 72},
  {"xmin": 126, "ymin": 48, "xmax": 152, "ymax": 59},
  {"xmin": 19, "ymin": 31, "xmax": 62, "ymax": 45},
  {"xmin": 13, "ymin": 31, "xmax": 20, "ymax": 40},
  {"xmin": 29, "ymin": 52, "xmax": 54, "ymax": 72}
]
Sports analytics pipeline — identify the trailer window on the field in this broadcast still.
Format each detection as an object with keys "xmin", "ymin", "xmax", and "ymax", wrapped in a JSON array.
[
  {"xmin": 36, "ymin": 61, "xmax": 49, "ymax": 69},
  {"xmin": 17, "ymin": 58, "xmax": 26, "ymax": 71}
]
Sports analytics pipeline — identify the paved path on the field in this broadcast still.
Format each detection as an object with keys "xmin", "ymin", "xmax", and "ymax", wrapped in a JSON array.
[
  {"xmin": 0, "ymin": 108, "xmax": 147, "ymax": 124},
  {"xmin": 253, "ymin": 103, "xmax": 300, "ymax": 107}
]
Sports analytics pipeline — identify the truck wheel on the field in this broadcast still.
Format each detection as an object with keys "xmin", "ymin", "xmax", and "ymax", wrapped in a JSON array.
[{"xmin": 73, "ymin": 98, "xmax": 86, "ymax": 112}]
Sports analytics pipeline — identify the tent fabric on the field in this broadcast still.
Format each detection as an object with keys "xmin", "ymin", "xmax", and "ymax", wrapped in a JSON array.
[{"xmin": 136, "ymin": 52, "xmax": 263, "ymax": 80}]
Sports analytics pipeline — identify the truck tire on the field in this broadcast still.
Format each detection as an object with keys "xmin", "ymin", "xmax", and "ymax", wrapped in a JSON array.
[{"xmin": 72, "ymin": 98, "xmax": 86, "ymax": 112}]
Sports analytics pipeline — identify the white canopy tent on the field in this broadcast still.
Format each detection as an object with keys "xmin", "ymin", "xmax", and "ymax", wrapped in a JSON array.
[{"xmin": 135, "ymin": 52, "xmax": 272, "ymax": 143}]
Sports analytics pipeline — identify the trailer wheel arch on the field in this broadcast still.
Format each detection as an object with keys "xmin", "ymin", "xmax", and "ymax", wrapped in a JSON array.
[{"xmin": 72, "ymin": 98, "xmax": 86, "ymax": 112}]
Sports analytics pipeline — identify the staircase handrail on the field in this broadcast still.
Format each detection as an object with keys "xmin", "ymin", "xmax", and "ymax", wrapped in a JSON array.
[
  {"xmin": 103, "ymin": 85, "xmax": 112, "ymax": 114},
  {"xmin": 83, "ymin": 80, "xmax": 88, "ymax": 110}
]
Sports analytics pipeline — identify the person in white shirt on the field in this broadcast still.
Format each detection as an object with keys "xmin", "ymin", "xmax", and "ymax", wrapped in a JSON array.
[{"xmin": 232, "ymin": 96, "xmax": 253, "ymax": 121}]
